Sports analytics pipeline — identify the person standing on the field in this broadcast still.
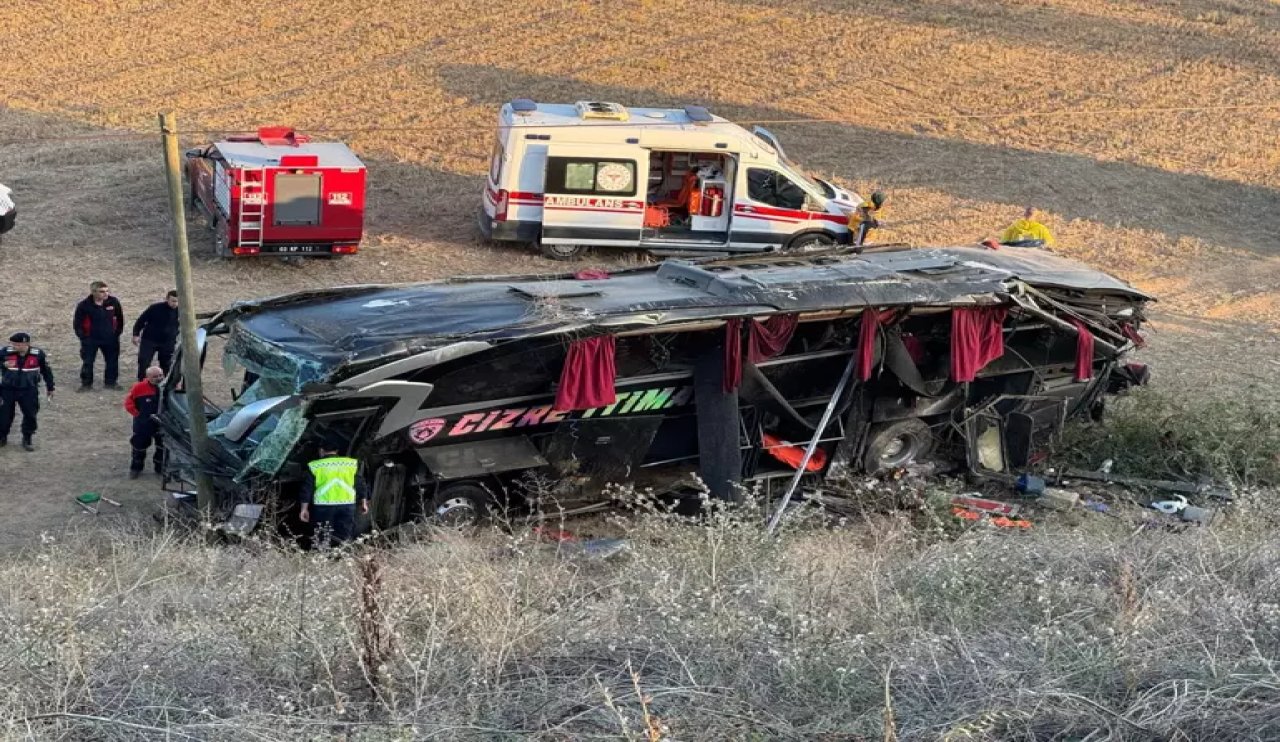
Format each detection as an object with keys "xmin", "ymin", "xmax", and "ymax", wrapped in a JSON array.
[
  {"xmin": 132, "ymin": 290, "xmax": 179, "ymax": 380},
  {"xmin": 0, "ymin": 332, "xmax": 55, "ymax": 451},
  {"xmin": 124, "ymin": 365, "xmax": 166, "ymax": 478},
  {"xmin": 298, "ymin": 437, "xmax": 369, "ymax": 548},
  {"xmin": 73, "ymin": 280, "xmax": 125, "ymax": 391}
]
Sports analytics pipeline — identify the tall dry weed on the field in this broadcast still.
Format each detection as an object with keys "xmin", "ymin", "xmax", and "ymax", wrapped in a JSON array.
[{"xmin": 3, "ymin": 507, "xmax": 1279, "ymax": 740}]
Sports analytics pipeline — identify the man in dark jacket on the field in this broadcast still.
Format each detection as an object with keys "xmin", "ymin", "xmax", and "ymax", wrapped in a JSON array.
[
  {"xmin": 132, "ymin": 290, "xmax": 179, "ymax": 380},
  {"xmin": 73, "ymin": 280, "xmax": 125, "ymax": 390},
  {"xmin": 124, "ymin": 365, "xmax": 166, "ymax": 478},
  {"xmin": 0, "ymin": 332, "xmax": 55, "ymax": 451}
]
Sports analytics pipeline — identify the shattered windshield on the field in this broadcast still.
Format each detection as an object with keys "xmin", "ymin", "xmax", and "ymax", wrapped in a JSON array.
[{"xmin": 203, "ymin": 322, "xmax": 328, "ymax": 477}]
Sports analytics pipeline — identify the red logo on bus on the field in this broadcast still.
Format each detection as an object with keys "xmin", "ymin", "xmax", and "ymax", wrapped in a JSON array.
[{"xmin": 408, "ymin": 418, "xmax": 446, "ymax": 443}]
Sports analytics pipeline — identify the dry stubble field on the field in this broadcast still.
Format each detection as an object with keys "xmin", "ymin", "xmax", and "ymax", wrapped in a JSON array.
[
  {"xmin": 2, "ymin": 2, "xmax": 1280, "ymax": 739},
  {"xmin": 0, "ymin": 0, "xmax": 1278, "ymax": 543}
]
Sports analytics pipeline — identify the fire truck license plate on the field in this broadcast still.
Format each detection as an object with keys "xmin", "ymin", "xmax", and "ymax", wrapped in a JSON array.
[{"xmin": 265, "ymin": 245, "xmax": 323, "ymax": 254}]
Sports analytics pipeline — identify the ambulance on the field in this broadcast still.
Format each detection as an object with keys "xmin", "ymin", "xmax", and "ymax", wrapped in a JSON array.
[{"xmin": 478, "ymin": 100, "xmax": 862, "ymax": 259}]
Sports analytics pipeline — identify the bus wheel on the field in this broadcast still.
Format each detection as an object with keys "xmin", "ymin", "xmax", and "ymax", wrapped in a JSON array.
[
  {"xmin": 786, "ymin": 232, "xmax": 836, "ymax": 252},
  {"xmin": 863, "ymin": 419, "xmax": 934, "ymax": 473},
  {"xmin": 539, "ymin": 242, "xmax": 586, "ymax": 260},
  {"xmin": 429, "ymin": 483, "xmax": 489, "ymax": 527}
]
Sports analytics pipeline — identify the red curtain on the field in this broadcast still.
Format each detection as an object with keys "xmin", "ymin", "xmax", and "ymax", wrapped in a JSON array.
[
  {"xmin": 554, "ymin": 336, "xmax": 617, "ymax": 411},
  {"xmin": 748, "ymin": 314, "xmax": 798, "ymax": 363},
  {"xmin": 857, "ymin": 309, "xmax": 898, "ymax": 380},
  {"xmin": 1071, "ymin": 318, "xmax": 1095, "ymax": 382},
  {"xmin": 723, "ymin": 319, "xmax": 743, "ymax": 392},
  {"xmin": 1121, "ymin": 322, "xmax": 1146, "ymax": 348},
  {"xmin": 951, "ymin": 307, "xmax": 1008, "ymax": 382},
  {"xmin": 723, "ymin": 314, "xmax": 798, "ymax": 391}
]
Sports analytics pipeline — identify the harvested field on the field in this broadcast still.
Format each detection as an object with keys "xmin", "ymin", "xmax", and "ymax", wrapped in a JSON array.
[{"xmin": 0, "ymin": 1, "xmax": 1278, "ymax": 736}]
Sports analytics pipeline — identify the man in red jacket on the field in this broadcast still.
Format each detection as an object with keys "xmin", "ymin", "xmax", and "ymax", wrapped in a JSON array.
[{"xmin": 124, "ymin": 365, "xmax": 166, "ymax": 478}]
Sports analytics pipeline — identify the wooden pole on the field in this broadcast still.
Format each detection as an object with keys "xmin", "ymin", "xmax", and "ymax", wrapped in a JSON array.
[{"xmin": 159, "ymin": 112, "xmax": 218, "ymax": 518}]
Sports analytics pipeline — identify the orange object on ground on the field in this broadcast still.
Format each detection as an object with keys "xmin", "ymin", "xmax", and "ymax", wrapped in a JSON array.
[{"xmin": 761, "ymin": 432, "xmax": 827, "ymax": 472}]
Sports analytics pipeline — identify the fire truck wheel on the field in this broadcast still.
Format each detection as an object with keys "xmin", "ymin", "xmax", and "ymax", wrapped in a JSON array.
[
  {"xmin": 863, "ymin": 419, "xmax": 935, "ymax": 473},
  {"xmin": 429, "ymin": 482, "xmax": 490, "ymax": 527},
  {"xmin": 539, "ymin": 243, "xmax": 586, "ymax": 260},
  {"xmin": 214, "ymin": 218, "xmax": 230, "ymax": 258},
  {"xmin": 786, "ymin": 232, "xmax": 836, "ymax": 252}
]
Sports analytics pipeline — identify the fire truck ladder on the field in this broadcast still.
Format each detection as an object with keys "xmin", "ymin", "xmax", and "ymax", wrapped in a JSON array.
[{"xmin": 237, "ymin": 168, "xmax": 266, "ymax": 251}]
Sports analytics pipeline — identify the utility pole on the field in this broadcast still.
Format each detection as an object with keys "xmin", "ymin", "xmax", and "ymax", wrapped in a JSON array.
[{"xmin": 159, "ymin": 112, "xmax": 218, "ymax": 518}]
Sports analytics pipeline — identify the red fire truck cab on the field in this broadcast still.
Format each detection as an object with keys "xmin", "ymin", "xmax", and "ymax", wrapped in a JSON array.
[{"xmin": 184, "ymin": 127, "xmax": 366, "ymax": 258}]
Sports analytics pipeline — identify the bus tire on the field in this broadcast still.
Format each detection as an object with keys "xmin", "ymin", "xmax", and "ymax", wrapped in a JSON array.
[
  {"xmin": 429, "ymin": 482, "xmax": 490, "ymax": 527},
  {"xmin": 863, "ymin": 419, "xmax": 934, "ymax": 473}
]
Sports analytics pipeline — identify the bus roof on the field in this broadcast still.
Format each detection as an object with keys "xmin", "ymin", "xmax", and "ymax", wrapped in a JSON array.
[{"xmin": 216, "ymin": 247, "xmax": 1150, "ymax": 377}]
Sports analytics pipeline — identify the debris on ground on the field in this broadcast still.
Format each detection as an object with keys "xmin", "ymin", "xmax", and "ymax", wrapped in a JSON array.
[
  {"xmin": 533, "ymin": 526, "xmax": 628, "ymax": 560},
  {"xmin": 74, "ymin": 492, "xmax": 122, "ymax": 515},
  {"xmin": 951, "ymin": 494, "xmax": 1019, "ymax": 516}
]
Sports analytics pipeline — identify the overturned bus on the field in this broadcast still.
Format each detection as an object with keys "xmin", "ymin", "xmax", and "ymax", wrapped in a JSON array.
[{"xmin": 156, "ymin": 246, "xmax": 1151, "ymax": 531}]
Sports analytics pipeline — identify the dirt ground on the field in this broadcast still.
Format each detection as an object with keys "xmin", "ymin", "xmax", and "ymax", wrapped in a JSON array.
[{"xmin": 0, "ymin": 0, "xmax": 1277, "ymax": 548}]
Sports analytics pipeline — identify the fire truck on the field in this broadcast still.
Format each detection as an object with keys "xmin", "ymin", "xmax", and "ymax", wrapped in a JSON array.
[{"xmin": 184, "ymin": 127, "xmax": 367, "ymax": 258}]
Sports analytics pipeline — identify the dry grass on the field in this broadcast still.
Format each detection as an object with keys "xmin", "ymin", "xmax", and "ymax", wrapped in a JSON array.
[{"xmin": 4, "ymin": 505, "xmax": 1280, "ymax": 741}]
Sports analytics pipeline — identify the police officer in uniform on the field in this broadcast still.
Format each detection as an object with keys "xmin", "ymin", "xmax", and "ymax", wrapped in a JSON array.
[
  {"xmin": 0, "ymin": 332, "xmax": 55, "ymax": 451},
  {"xmin": 298, "ymin": 437, "xmax": 369, "ymax": 548}
]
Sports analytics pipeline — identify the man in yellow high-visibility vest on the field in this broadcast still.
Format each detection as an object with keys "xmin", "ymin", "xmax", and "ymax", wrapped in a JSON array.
[{"xmin": 299, "ymin": 437, "xmax": 369, "ymax": 547}]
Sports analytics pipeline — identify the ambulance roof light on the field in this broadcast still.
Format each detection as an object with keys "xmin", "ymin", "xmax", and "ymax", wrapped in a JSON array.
[
  {"xmin": 575, "ymin": 101, "xmax": 629, "ymax": 121},
  {"xmin": 684, "ymin": 106, "xmax": 713, "ymax": 123}
]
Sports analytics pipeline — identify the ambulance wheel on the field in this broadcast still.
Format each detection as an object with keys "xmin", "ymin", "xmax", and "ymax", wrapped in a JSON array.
[
  {"xmin": 540, "ymin": 243, "xmax": 585, "ymax": 260},
  {"xmin": 429, "ymin": 483, "xmax": 489, "ymax": 527},
  {"xmin": 786, "ymin": 232, "xmax": 836, "ymax": 252},
  {"xmin": 863, "ymin": 419, "xmax": 934, "ymax": 473}
]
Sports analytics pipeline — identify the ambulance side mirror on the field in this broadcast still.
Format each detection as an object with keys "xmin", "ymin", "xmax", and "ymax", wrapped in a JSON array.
[{"xmin": 870, "ymin": 191, "xmax": 887, "ymax": 210}]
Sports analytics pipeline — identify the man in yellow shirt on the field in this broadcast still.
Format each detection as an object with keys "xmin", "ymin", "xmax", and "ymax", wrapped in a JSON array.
[{"xmin": 1000, "ymin": 207, "xmax": 1055, "ymax": 246}]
